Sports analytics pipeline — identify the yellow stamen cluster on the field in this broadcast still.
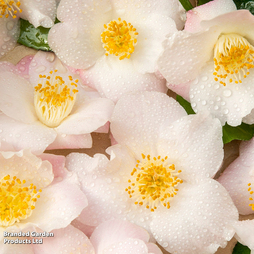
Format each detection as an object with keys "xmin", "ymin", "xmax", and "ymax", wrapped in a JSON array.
[
  {"xmin": 0, "ymin": 0, "xmax": 22, "ymax": 19},
  {"xmin": 0, "ymin": 174, "xmax": 42, "ymax": 227},
  {"xmin": 248, "ymin": 183, "xmax": 254, "ymax": 210},
  {"xmin": 34, "ymin": 70, "xmax": 79, "ymax": 128},
  {"xmin": 213, "ymin": 34, "xmax": 254, "ymax": 86},
  {"xmin": 126, "ymin": 154, "xmax": 183, "ymax": 212},
  {"xmin": 101, "ymin": 17, "xmax": 138, "ymax": 60}
]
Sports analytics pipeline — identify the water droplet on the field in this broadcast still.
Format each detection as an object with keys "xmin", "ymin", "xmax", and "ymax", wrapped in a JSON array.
[
  {"xmin": 35, "ymin": 66, "xmax": 46, "ymax": 73},
  {"xmin": 201, "ymin": 76, "xmax": 208, "ymax": 81},
  {"xmin": 6, "ymin": 21, "xmax": 14, "ymax": 30},
  {"xmin": 223, "ymin": 90, "xmax": 232, "ymax": 97}
]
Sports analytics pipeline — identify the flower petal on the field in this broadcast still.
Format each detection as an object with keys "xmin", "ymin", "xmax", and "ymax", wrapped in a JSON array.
[
  {"xmin": 185, "ymin": 0, "xmax": 236, "ymax": 33},
  {"xmin": 19, "ymin": 0, "xmax": 56, "ymax": 28},
  {"xmin": 80, "ymin": 57, "xmax": 167, "ymax": 102},
  {"xmin": 0, "ymin": 71, "xmax": 37, "ymax": 124},
  {"xmin": 0, "ymin": 242, "xmax": 33, "ymax": 254},
  {"xmin": 33, "ymin": 225, "xmax": 95, "ymax": 254},
  {"xmin": 150, "ymin": 180, "xmax": 238, "ymax": 254},
  {"xmin": 48, "ymin": 0, "xmax": 112, "ymax": 69},
  {"xmin": 0, "ymin": 113, "xmax": 57, "ymax": 155}
]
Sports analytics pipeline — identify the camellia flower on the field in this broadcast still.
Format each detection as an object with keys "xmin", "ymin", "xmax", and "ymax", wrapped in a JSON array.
[
  {"xmin": 48, "ymin": 0, "xmax": 185, "ymax": 101},
  {"xmin": 0, "ymin": 149, "xmax": 88, "ymax": 253},
  {"xmin": 218, "ymin": 138, "xmax": 254, "ymax": 215},
  {"xmin": 66, "ymin": 91, "xmax": 238, "ymax": 254},
  {"xmin": 0, "ymin": 0, "xmax": 57, "ymax": 57},
  {"xmin": 158, "ymin": 0, "xmax": 254, "ymax": 126},
  {"xmin": 90, "ymin": 219, "xmax": 162, "ymax": 254},
  {"xmin": 0, "ymin": 51, "xmax": 114, "ymax": 154}
]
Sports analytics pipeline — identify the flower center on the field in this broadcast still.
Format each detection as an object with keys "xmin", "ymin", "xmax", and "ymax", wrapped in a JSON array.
[
  {"xmin": 0, "ymin": 0, "xmax": 22, "ymax": 19},
  {"xmin": 213, "ymin": 34, "xmax": 254, "ymax": 86},
  {"xmin": 248, "ymin": 183, "xmax": 254, "ymax": 210},
  {"xmin": 101, "ymin": 18, "xmax": 138, "ymax": 60},
  {"xmin": 126, "ymin": 154, "xmax": 183, "ymax": 212},
  {"xmin": 0, "ymin": 175, "xmax": 42, "ymax": 227},
  {"xmin": 34, "ymin": 70, "xmax": 79, "ymax": 128}
]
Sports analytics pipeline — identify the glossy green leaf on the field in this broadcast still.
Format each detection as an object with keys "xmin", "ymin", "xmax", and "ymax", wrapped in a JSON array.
[
  {"xmin": 222, "ymin": 122, "xmax": 254, "ymax": 144},
  {"xmin": 232, "ymin": 242, "xmax": 251, "ymax": 254},
  {"xmin": 179, "ymin": 0, "xmax": 194, "ymax": 11},
  {"xmin": 18, "ymin": 18, "xmax": 51, "ymax": 51},
  {"xmin": 197, "ymin": 0, "xmax": 212, "ymax": 6},
  {"xmin": 233, "ymin": 0, "xmax": 254, "ymax": 14},
  {"xmin": 176, "ymin": 95, "xmax": 254, "ymax": 144}
]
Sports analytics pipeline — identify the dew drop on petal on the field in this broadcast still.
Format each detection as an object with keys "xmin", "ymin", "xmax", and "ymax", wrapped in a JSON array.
[{"xmin": 223, "ymin": 90, "xmax": 232, "ymax": 97}]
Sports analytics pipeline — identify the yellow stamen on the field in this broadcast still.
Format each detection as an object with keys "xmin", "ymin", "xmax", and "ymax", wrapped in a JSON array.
[
  {"xmin": 34, "ymin": 70, "xmax": 79, "ymax": 128},
  {"xmin": 126, "ymin": 154, "xmax": 183, "ymax": 212},
  {"xmin": 0, "ymin": 0, "xmax": 22, "ymax": 19},
  {"xmin": 213, "ymin": 34, "xmax": 254, "ymax": 86},
  {"xmin": 0, "ymin": 175, "xmax": 41, "ymax": 226},
  {"xmin": 101, "ymin": 18, "xmax": 138, "ymax": 60}
]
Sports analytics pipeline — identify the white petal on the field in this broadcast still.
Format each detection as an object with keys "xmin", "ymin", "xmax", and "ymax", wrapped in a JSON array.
[
  {"xmin": 110, "ymin": 91, "xmax": 187, "ymax": 155},
  {"xmin": 158, "ymin": 29, "xmax": 220, "ymax": 85},
  {"xmin": 19, "ymin": 0, "xmax": 56, "ymax": 28},
  {"xmin": 0, "ymin": 113, "xmax": 57, "ymax": 155},
  {"xmin": 150, "ymin": 180, "xmax": 238, "ymax": 254},
  {"xmin": 190, "ymin": 61, "xmax": 254, "ymax": 126},
  {"xmin": 48, "ymin": 0, "xmax": 112, "ymax": 69},
  {"xmin": 80, "ymin": 57, "xmax": 167, "ymax": 102},
  {"xmin": 0, "ymin": 71, "xmax": 37, "ymax": 124}
]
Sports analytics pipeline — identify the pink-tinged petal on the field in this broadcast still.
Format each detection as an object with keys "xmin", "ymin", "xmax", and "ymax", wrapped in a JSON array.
[
  {"xmin": 71, "ymin": 219, "xmax": 96, "ymax": 237},
  {"xmin": 218, "ymin": 138, "xmax": 254, "ymax": 215},
  {"xmin": 190, "ymin": 61, "xmax": 254, "ymax": 127},
  {"xmin": 167, "ymin": 81, "xmax": 191, "ymax": 101},
  {"xmin": 0, "ymin": 242, "xmax": 33, "ymax": 254},
  {"xmin": 39, "ymin": 153, "xmax": 66, "ymax": 179},
  {"xmin": 201, "ymin": 10, "xmax": 254, "ymax": 43},
  {"xmin": 46, "ymin": 133, "xmax": 92, "ymax": 150},
  {"xmin": 94, "ymin": 121, "xmax": 110, "ymax": 133},
  {"xmin": 158, "ymin": 112, "xmax": 223, "ymax": 183},
  {"xmin": 90, "ymin": 219, "xmax": 150, "ymax": 253},
  {"xmin": 56, "ymin": 96, "xmax": 114, "ymax": 135},
  {"xmin": 15, "ymin": 55, "xmax": 34, "ymax": 79},
  {"xmin": 80, "ymin": 57, "xmax": 167, "ymax": 102},
  {"xmin": 146, "ymin": 243, "xmax": 163, "ymax": 254},
  {"xmin": 0, "ymin": 71, "xmax": 37, "ymax": 124},
  {"xmin": 103, "ymin": 239, "xmax": 149, "ymax": 254},
  {"xmin": 0, "ymin": 18, "xmax": 19, "ymax": 58},
  {"xmin": 27, "ymin": 173, "xmax": 88, "ymax": 232},
  {"xmin": 150, "ymin": 180, "xmax": 238, "ymax": 254},
  {"xmin": 158, "ymin": 28, "xmax": 220, "ymax": 85},
  {"xmin": 0, "ymin": 113, "xmax": 57, "ymax": 155},
  {"xmin": 243, "ymin": 109, "xmax": 254, "ymax": 125},
  {"xmin": 48, "ymin": 0, "xmax": 112, "ymax": 69},
  {"xmin": 19, "ymin": 0, "xmax": 56, "ymax": 28},
  {"xmin": 234, "ymin": 220, "xmax": 254, "ymax": 250},
  {"xmin": 185, "ymin": 0, "xmax": 236, "ymax": 33},
  {"xmin": 33, "ymin": 225, "xmax": 95, "ymax": 254},
  {"xmin": 110, "ymin": 91, "xmax": 187, "ymax": 155}
]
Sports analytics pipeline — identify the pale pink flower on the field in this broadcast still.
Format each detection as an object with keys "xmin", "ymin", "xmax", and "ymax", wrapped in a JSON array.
[
  {"xmin": 0, "ymin": 51, "xmax": 114, "ymax": 154},
  {"xmin": 218, "ymin": 138, "xmax": 254, "ymax": 215},
  {"xmin": 90, "ymin": 219, "xmax": 162, "ymax": 254},
  {"xmin": 158, "ymin": 0, "xmax": 254, "ymax": 126},
  {"xmin": 0, "ymin": 0, "xmax": 57, "ymax": 57},
  {"xmin": 66, "ymin": 91, "xmax": 238, "ymax": 254},
  {"xmin": 0, "ymin": 149, "xmax": 88, "ymax": 253},
  {"xmin": 48, "ymin": 0, "xmax": 185, "ymax": 101}
]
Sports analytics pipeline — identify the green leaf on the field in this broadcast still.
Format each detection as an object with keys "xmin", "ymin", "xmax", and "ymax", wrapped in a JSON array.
[
  {"xmin": 233, "ymin": 242, "xmax": 251, "ymax": 254},
  {"xmin": 233, "ymin": 0, "xmax": 254, "ymax": 15},
  {"xmin": 178, "ymin": 0, "xmax": 194, "ymax": 11},
  {"xmin": 222, "ymin": 122, "xmax": 254, "ymax": 144},
  {"xmin": 18, "ymin": 18, "xmax": 52, "ymax": 51},
  {"xmin": 176, "ymin": 95, "xmax": 254, "ymax": 144},
  {"xmin": 176, "ymin": 95, "xmax": 195, "ymax": 115}
]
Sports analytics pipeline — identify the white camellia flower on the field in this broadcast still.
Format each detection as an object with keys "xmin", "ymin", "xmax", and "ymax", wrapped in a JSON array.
[
  {"xmin": 218, "ymin": 138, "xmax": 254, "ymax": 215},
  {"xmin": 48, "ymin": 0, "xmax": 185, "ymax": 101},
  {"xmin": 158, "ymin": 0, "xmax": 254, "ymax": 126},
  {"xmin": 66, "ymin": 91, "xmax": 238, "ymax": 254},
  {"xmin": 0, "ymin": 51, "xmax": 114, "ymax": 154},
  {"xmin": 0, "ymin": 0, "xmax": 57, "ymax": 57},
  {"xmin": 0, "ymin": 149, "xmax": 88, "ymax": 254}
]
